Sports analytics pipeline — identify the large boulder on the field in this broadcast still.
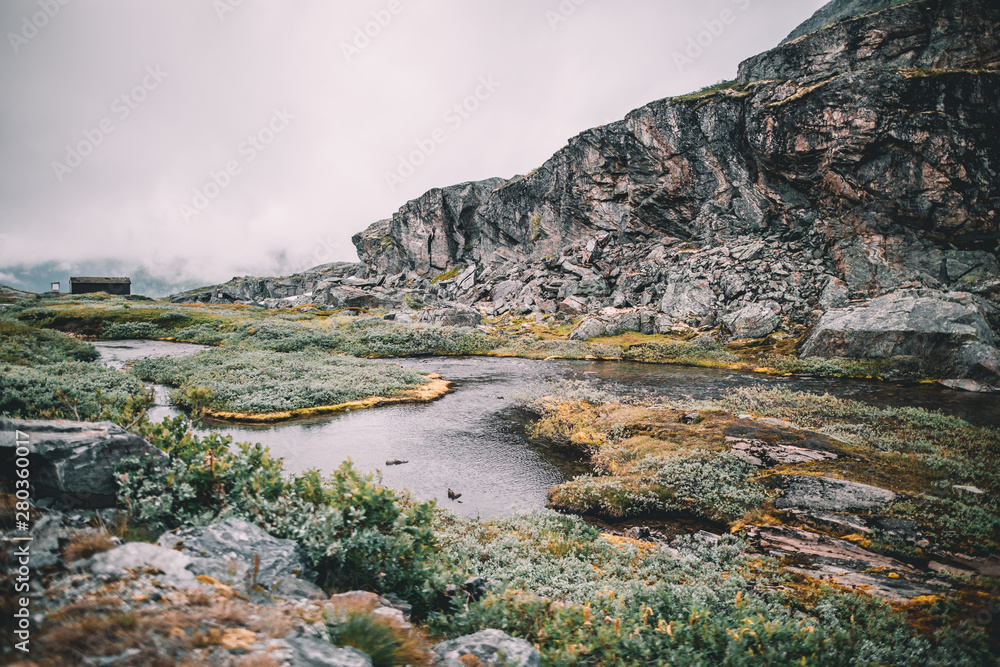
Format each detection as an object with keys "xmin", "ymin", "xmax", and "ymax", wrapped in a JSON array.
[
  {"xmin": 433, "ymin": 629, "xmax": 540, "ymax": 667},
  {"xmin": 774, "ymin": 476, "xmax": 897, "ymax": 513},
  {"xmin": 0, "ymin": 419, "xmax": 168, "ymax": 507},
  {"xmin": 659, "ymin": 283, "xmax": 716, "ymax": 321},
  {"xmin": 569, "ymin": 317, "xmax": 607, "ymax": 341},
  {"xmin": 417, "ymin": 303, "xmax": 482, "ymax": 327},
  {"xmin": 157, "ymin": 518, "xmax": 317, "ymax": 589},
  {"xmin": 800, "ymin": 290, "xmax": 1000, "ymax": 385},
  {"xmin": 722, "ymin": 304, "xmax": 779, "ymax": 339}
]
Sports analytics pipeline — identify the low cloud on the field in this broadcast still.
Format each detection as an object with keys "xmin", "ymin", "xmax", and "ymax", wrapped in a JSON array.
[{"xmin": 0, "ymin": 0, "xmax": 827, "ymax": 294}]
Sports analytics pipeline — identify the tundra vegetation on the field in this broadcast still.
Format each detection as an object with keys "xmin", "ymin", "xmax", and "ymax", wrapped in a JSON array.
[
  {"xmin": 10, "ymin": 294, "xmax": 944, "ymax": 384},
  {"xmin": 2, "ymin": 296, "xmax": 998, "ymax": 664}
]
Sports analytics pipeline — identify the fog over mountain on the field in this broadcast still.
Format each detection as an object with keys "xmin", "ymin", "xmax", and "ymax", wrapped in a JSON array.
[{"xmin": 0, "ymin": 0, "xmax": 825, "ymax": 296}]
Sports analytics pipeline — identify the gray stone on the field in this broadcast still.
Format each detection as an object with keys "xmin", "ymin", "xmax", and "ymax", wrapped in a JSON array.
[
  {"xmin": 0, "ymin": 419, "xmax": 168, "ymax": 507},
  {"xmin": 274, "ymin": 576, "xmax": 327, "ymax": 600},
  {"xmin": 659, "ymin": 283, "xmax": 715, "ymax": 320},
  {"xmin": 433, "ymin": 629, "xmax": 540, "ymax": 667},
  {"xmin": 775, "ymin": 476, "xmax": 897, "ymax": 513},
  {"xmin": 577, "ymin": 276, "xmax": 611, "ymax": 297},
  {"xmin": 569, "ymin": 317, "xmax": 607, "ymax": 341},
  {"xmin": 157, "ymin": 518, "xmax": 316, "ymax": 588},
  {"xmin": 786, "ymin": 510, "xmax": 873, "ymax": 536},
  {"xmin": 89, "ymin": 542, "xmax": 211, "ymax": 590},
  {"xmin": 456, "ymin": 265, "xmax": 478, "ymax": 291},
  {"xmin": 463, "ymin": 576, "xmax": 490, "ymax": 601},
  {"xmin": 604, "ymin": 311, "xmax": 642, "ymax": 336},
  {"xmin": 29, "ymin": 514, "xmax": 70, "ymax": 569},
  {"xmin": 727, "ymin": 437, "xmax": 837, "ymax": 467},
  {"xmin": 285, "ymin": 637, "xmax": 373, "ymax": 667},
  {"xmin": 417, "ymin": 303, "xmax": 482, "ymax": 327},
  {"xmin": 722, "ymin": 304, "xmax": 779, "ymax": 339},
  {"xmin": 800, "ymin": 290, "xmax": 1000, "ymax": 385},
  {"xmin": 955, "ymin": 342, "xmax": 1000, "ymax": 387},
  {"xmin": 939, "ymin": 378, "xmax": 996, "ymax": 393},
  {"xmin": 819, "ymin": 278, "xmax": 850, "ymax": 310},
  {"xmin": 492, "ymin": 280, "xmax": 521, "ymax": 303},
  {"xmin": 944, "ymin": 250, "xmax": 1000, "ymax": 287},
  {"xmin": 748, "ymin": 526, "xmax": 943, "ymax": 603}
]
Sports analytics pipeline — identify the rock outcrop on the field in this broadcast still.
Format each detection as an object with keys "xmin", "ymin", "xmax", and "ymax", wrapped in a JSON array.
[
  {"xmin": 157, "ymin": 517, "xmax": 319, "ymax": 592},
  {"xmin": 801, "ymin": 289, "xmax": 1000, "ymax": 384},
  {"xmin": 0, "ymin": 418, "xmax": 168, "ymax": 507},
  {"xmin": 171, "ymin": 0, "xmax": 1000, "ymax": 384},
  {"xmin": 432, "ymin": 629, "xmax": 541, "ymax": 667}
]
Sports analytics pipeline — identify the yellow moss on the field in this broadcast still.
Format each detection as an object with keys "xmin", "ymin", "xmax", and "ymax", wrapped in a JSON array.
[
  {"xmin": 600, "ymin": 534, "xmax": 660, "ymax": 553},
  {"xmin": 205, "ymin": 375, "xmax": 453, "ymax": 424},
  {"xmin": 764, "ymin": 74, "xmax": 842, "ymax": 109}
]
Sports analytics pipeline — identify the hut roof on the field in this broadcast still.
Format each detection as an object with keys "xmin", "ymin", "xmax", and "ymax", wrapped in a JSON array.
[{"xmin": 70, "ymin": 277, "xmax": 131, "ymax": 284}]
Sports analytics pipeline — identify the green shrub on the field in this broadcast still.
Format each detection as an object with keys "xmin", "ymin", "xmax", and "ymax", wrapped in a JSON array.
[
  {"xmin": 550, "ymin": 451, "xmax": 766, "ymax": 521},
  {"xmin": 0, "ymin": 361, "xmax": 146, "ymax": 419},
  {"xmin": 623, "ymin": 340, "xmax": 739, "ymax": 366},
  {"xmin": 114, "ymin": 415, "xmax": 446, "ymax": 610},
  {"xmin": 431, "ymin": 512, "xmax": 996, "ymax": 666},
  {"xmin": 0, "ymin": 318, "xmax": 99, "ymax": 365},
  {"xmin": 323, "ymin": 610, "xmax": 430, "ymax": 667},
  {"xmin": 102, "ymin": 322, "xmax": 168, "ymax": 340},
  {"xmin": 130, "ymin": 347, "xmax": 430, "ymax": 414}
]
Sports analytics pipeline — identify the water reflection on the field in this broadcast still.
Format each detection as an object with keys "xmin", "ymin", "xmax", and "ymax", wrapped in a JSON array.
[{"xmin": 95, "ymin": 342, "xmax": 1000, "ymax": 518}]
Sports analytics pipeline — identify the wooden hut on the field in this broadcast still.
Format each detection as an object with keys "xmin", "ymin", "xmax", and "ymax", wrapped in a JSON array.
[{"xmin": 70, "ymin": 277, "xmax": 131, "ymax": 296}]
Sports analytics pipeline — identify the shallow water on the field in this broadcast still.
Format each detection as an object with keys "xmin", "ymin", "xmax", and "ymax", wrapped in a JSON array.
[
  {"xmin": 93, "ymin": 340, "xmax": 208, "ymax": 423},
  {"xmin": 95, "ymin": 341, "xmax": 1000, "ymax": 517}
]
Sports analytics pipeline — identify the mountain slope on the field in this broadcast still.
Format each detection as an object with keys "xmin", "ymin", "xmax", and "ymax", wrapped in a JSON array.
[{"xmin": 175, "ymin": 0, "xmax": 1000, "ymax": 386}]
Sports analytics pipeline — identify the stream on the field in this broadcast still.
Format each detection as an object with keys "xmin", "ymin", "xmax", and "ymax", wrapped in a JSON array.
[{"xmin": 94, "ymin": 340, "xmax": 1000, "ymax": 518}]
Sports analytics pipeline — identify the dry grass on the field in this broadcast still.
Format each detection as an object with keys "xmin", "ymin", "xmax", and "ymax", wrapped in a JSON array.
[
  {"xmin": 61, "ymin": 530, "xmax": 115, "ymax": 562},
  {"xmin": 324, "ymin": 597, "xmax": 432, "ymax": 667},
  {"xmin": 0, "ymin": 493, "xmax": 41, "ymax": 531},
  {"xmin": 33, "ymin": 584, "xmax": 300, "ymax": 667}
]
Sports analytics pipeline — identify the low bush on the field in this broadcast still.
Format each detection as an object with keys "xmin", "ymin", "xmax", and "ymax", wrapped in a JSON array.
[
  {"xmin": 0, "ymin": 317, "xmax": 98, "ymax": 365},
  {"xmin": 114, "ymin": 414, "xmax": 448, "ymax": 611},
  {"xmin": 549, "ymin": 451, "xmax": 766, "ymax": 521},
  {"xmin": 102, "ymin": 322, "xmax": 169, "ymax": 340},
  {"xmin": 130, "ymin": 348, "xmax": 431, "ymax": 415},
  {"xmin": 623, "ymin": 340, "xmax": 739, "ymax": 366},
  {"xmin": 0, "ymin": 361, "xmax": 147, "ymax": 419},
  {"xmin": 323, "ymin": 609, "xmax": 431, "ymax": 667},
  {"xmin": 431, "ymin": 512, "xmax": 995, "ymax": 666}
]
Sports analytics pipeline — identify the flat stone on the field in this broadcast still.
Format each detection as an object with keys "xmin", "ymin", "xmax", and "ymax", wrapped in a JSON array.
[
  {"xmin": 89, "ymin": 542, "xmax": 212, "ymax": 590},
  {"xmin": 722, "ymin": 303, "xmax": 779, "ymax": 339},
  {"xmin": 939, "ymin": 379, "xmax": 995, "ymax": 393},
  {"xmin": 0, "ymin": 419, "xmax": 168, "ymax": 507},
  {"xmin": 748, "ymin": 526, "xmax": 944, "ymax": 603},
  {"xmin": 157, "ymin": 518, "xmax": 316, "ymax": 589},
  {"xmin": 285, "ymin": 636, "xmax": 373, "ymax": 667},
  {"xmin": 433, "ymin": 629, "xmax": 541, "ymax": 667},
  {"xmin": 786, "ymin": 510, "xmax": 872, "ymax": 536},
  {"xmin": 728, "ymin": 438, "xmax": 837, "ymax": 467},
  {"xmin": 775, "ymin": 476, "xmax": 897, "ymax": 513}
]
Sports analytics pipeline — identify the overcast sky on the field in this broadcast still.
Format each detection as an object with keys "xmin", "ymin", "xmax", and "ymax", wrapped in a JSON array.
[{"xmin": 0, "ymin": 0, "xmax": 827, "ymax": 294}]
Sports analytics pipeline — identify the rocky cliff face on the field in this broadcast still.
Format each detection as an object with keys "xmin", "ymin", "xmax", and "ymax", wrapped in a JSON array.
[{"xmin": 175, "ymin": 0, "xmax": 1000, "ymax": 386}]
